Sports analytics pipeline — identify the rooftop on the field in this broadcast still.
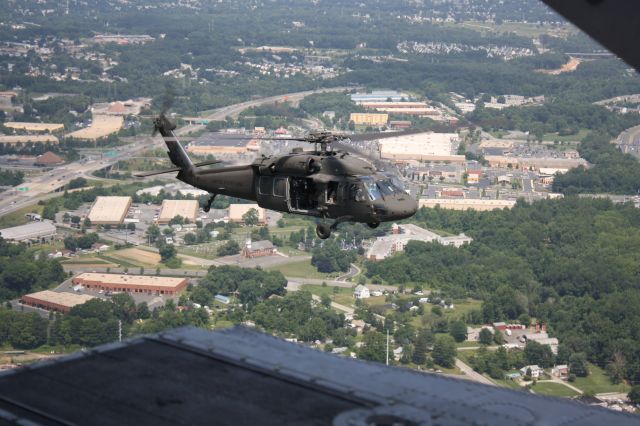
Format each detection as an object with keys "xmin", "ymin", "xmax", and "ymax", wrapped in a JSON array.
[
  {"xmin": 87, "ymin": 196, "xmax": 131, "ymax": 224},
  {"xmin": 158, "ymin": 200, "xmax": 199, "ymax": 222},
  {"xmin": 0, "ymin": 221, "xmax": 56, "ymax": 241},
  {"xmin": 22, "ymin": 290, "xmax": 94, "ymax": 308},
  {"xmin": 75, "ymin": 273, "xmax": 186, "ymax": 288},
  {"xmin": 4, "ymin": 122, "xmax": 64, "ymax": 132}
]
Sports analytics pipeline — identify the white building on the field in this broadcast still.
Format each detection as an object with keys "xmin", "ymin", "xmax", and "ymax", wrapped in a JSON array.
[
  {"xmin": 366, "ymin": 223, "xmax": 472, "ymax": 261},
  {"xmin": 0, "ymin": 221, "xmax": 57, "ymax": 244},
  {"xmin": 520, "ymin": 365, "xmax": 544, "ymax": 379},
  {"xmin": 354, "ymin": 285, "xmax": 370, "ymax": 299}
]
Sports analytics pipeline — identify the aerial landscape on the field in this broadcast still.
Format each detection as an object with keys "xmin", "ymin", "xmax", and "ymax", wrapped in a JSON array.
[{"xmin": 2, "ymin": 0, "xmax": 640, "ymax": 421}]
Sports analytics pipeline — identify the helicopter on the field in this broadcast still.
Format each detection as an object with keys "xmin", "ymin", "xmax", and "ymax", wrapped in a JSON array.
[{"xmin": 137, "ymin": 114, "xmax": 418, "ymax": 239}]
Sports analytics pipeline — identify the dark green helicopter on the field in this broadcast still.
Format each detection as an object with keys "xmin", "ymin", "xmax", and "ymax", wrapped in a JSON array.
[{"xmin": 137, "ymin": 114, "xmax": 418, "ymax": 239}]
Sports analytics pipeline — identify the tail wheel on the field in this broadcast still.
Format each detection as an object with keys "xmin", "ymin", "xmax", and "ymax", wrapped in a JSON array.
[
  {"xmin": 367, "ymin": 221, "xmax": 380, "ymax": 229},
  {"xmin": 316, "ymin": 223, "xmax": 331, "ymax": 239}
]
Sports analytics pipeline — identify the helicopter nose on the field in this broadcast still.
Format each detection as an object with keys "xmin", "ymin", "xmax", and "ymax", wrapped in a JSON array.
[{"xmin": 390, "ymin": 195, "xmax": 418, "ymax": 220}]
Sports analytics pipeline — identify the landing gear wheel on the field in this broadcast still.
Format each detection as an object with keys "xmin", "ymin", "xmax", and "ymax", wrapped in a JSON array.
[
  {"xmin": 203, "ymin": 205, "xmax": 211, "ymax": 213},
  {"xmin": 316, "ymin": 223, "xmax": 331, "ymax": 239},
  {"xmin": 367, "ymin": 221, "xmax": 380, "ymax": 229}
]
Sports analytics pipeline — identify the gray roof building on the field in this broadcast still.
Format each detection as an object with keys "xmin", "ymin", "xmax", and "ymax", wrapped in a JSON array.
[{"xmin": 0, "ymin": 221, "xmax": 56, "ymax": 243}]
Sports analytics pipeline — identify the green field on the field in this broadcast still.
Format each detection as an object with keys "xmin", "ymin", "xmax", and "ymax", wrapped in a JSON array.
[
  {"xmin": 0, "ymin": 204, "xmax": 44, "ymax": 228},
  {"xmin": 532, "ymin": 381, "xmax": 580, "ymax": 398},
  {"xmin": 542, "ymin": 129, "xmax": 590, "ymax": 142},
  {"xmin": 268, "ymin": 260, "xmax": 340, "ymax": 279},
  {"xmin": 300, "ymin": 284, "xmax": 355, "ymax": 307},
  {"xmin": 573, "ymin": 363, "xmax": 631, "ymax": 394}
]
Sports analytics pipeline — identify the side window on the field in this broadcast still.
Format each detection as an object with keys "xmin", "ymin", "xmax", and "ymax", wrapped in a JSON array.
[
  {"xmin": 259, "ymin": 176, "xmax": 273, "ymax": 195},
  {"xmin": 274, "ymin": 177, "xmax": 286, "ymax": 197}
]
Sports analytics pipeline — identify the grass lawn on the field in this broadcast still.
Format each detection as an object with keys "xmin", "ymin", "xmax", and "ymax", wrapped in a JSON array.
[
  {"xmin": 573, "ymin": 363, "xmax": 631, "ymax": 394},
  {"xmin": 0, "ymin": 204, "xmax": 44, "ymax": 228},
  {"xmin": 456, "ymin": 340, "xmax": 483, "ymax": 348},
  {"xmin": 495, "ymin": 377, "xmax": 526, "ymax": 391},
  {"xmin": 300, "ymin": 284, "xmax": 355, "ymax": 307},
  {"xmin": 542, "ymin": 129, "xmax": 589, "ymax": 142},
  {"xmin": 532, "ymin": 381, "xmax": 580, "ymax": 398},
  {"xmin": 267, "ymin": 260, "xmax": 340, "ymax": 279},
  {"xmin": 443, "ymin": 299, "xmax": 482, "ymax": 321},
  {"xmin": 97, "ymin": 253, "xmax": 140, "ymax": 268}
]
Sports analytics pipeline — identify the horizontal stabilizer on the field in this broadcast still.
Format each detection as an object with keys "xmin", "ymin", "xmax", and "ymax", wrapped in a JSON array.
[
  {"xmin": 134, "ymin": 160, "xmax": 222, "ymax": 177},
  {"xmin": 134, "ymin": 167, "xmax": 182, "ymax": 177},
  {"xmin": 193, "ymin": 159, "xmax": 221, "ymax": 168}
]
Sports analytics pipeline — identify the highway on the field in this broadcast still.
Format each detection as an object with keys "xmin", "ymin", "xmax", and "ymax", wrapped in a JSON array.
[{"xmin": 0, "ymin": 87, "xmax": 353, "ymax": 218}]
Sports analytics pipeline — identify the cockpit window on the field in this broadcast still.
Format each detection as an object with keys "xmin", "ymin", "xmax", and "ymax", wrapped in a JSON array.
[{"xmin": 363, "ymin": 178, "xmax": 382, "ymax": 201}]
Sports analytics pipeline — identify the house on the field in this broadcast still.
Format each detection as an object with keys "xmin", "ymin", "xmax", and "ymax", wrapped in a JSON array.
[
  {"xmin": 350, "ymin": 319, "xmax": 366, "ymax": 333},
  {"xmin": 552, "ymin": 365, "xmax": 570, "ymax": 379},
  {"xmin": 91, "ymin": 243, "xmax": 110, "ymax": 252},
  {"xmin": 520, "ymin": 365, "xmax": 544, "ymax": 379},
  {"xmin": 354, "ymin": 285, "xmax": 370, "ymax": 299},
  {"xmin": 214, "ymin": 294, "xmax": 230, "ymax": 305}
]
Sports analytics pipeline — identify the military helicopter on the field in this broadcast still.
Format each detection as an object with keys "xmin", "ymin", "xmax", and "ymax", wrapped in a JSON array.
[{"xmin": 136, "ymin": 114, "xmax": 418, "ymax": 239}]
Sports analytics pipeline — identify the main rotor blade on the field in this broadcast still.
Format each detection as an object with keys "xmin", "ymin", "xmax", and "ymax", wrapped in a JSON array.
[{"xmin": 346, "ymin": 129, "xmax": 431, "ymax": 142}]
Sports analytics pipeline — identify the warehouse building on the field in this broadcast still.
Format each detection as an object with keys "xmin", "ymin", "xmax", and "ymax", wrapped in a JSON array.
[
  {"xmin": 158, "ymin": 200, "xmax": 199, "ymax": 224},
  {"xmin": 20, "ymin": 290, "xmax": 95, "ymax": 314},
  {"xmin": 4, "ymin": 122, "xmax": 65, "ymax": 132},
  {"xmin": 187, "ymin": 133, "xmax": 259, "ymax": 156},
  {"xmin": 0, "ymin": 221, "xmax": 57, "ymax": 244},
  {"xmin": 0, "ymin": 135, "xmax": 59, "ymax": 145},
  {"xmin": 72, "ymin": 273, "xmax": 188, "ymax": 297},
  {"xmin": 87, "ymin": 196, "xmax": 132, "ymax": 225},
  {"xmin": 349, "ymin": 113, "xmax": 388, "ymax": 126},
  {"xmin": 419, "ymin": 198, "xmax": 516, "ymax": 211},
  {"xmin": 228, "ymin": 204, "xmax": 267, "ymax": 224},
  {"xmin": 378, "ymin": 132, "xmax": 458, "ymax": 160}
]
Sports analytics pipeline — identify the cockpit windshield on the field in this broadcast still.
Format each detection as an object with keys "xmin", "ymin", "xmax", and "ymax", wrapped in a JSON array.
[{"xmin": 357, "ymin": 176, "xmax": 405, "ymax": 201}]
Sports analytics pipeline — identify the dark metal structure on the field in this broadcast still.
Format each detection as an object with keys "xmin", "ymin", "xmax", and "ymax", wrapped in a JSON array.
[{"xmin": 0, "ymin": 327, "xmax": 638, "ymax": 426}]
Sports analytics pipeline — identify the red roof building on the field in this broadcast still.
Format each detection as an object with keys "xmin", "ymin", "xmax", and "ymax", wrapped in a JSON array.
[{"xmin": 34, "ymin": 151, "xmax": 64, "ymax": 166}]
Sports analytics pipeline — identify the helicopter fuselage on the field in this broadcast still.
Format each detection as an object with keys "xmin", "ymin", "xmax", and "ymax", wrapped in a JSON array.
[{"xmin": 182, "ymin": 150, "xmax": 417, "ymax": 229}]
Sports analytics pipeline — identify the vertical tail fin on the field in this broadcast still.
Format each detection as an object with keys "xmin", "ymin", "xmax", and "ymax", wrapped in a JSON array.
[{"xmin": 154, "ymin": 115, "xmax": 193, "ymax": 171}]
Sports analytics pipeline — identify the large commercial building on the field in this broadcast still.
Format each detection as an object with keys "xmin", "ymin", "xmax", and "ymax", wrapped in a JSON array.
[
  {"xmin": 0, "ymin": 221, "xmax": 57, "ymax": 244},
  {"xmin": 419, "ymin": 198, "xmax": 516, "ymax": 211},
  {"xmin": 72, "ymin": 273, "xmax": 188, "ymax": 297},
  {"xmin": 158, "ymin": 200, "xmax": 199, "ymax": 224},
  {"xmin": 87, "ymin": 196, "xmax": 132, "ymax": 225},
  {"xmin": 66, "ymin": 115, "xmax": 123, "ymax": 140},
  {"xmin": 187, "ymin": 133, "xmax": 259, "ymax": 156},
  {"xmin": 366, "ymin": 223, "xmax": 472, "ymax": 261},
  {"xmin": 21, "ymin": 290, "xmax": 95, "ymax": 314},
  {"xmin": 378, "ymin": 132, "xmax": 459, "ymax": 160},
  {"xmin": 0, "ymin": 135, "xmax": 59, "ymax": 145},
  {"xmin": 351, "ymin": 91, "xmax": 410, "ymax": 103},
  {"xmin": 228, "ymin": 204, "xmax": 267, "ymax": 224},
  {"xmin": 349, "ymin": 113, "xmax": 388, "ymax": 126},
  {"xmin": 4, "ymin": 122, "xmax": 64, "ymax": 132}
]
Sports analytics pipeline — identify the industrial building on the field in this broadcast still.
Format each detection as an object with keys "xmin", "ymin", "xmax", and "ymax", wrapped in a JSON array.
[
  {"xmin": 20, "ymin": 290, "xmax": 94, "ymax": 314},
  {"xmin": 351, "ymin": 91, "xmax": 410, "ymax": 103},
  {"xmin": 366, "ymin": 223, "xmax": 472, "ymax": 261},
  {"xmin": 419, "ymin": 198, "xmax": 516, "ymax": 211},
  {"xmin": 72, "ymin": 273, "xmax": 188, "ymax": 297},
  {"xmin": 87, "ymin": 196, "xmax": 132, "ymax": 225},
  {"xmin": 4, "ymin": 122, "xmax": 64, "ymax": 132},
  {"xmin": 0, "ymin": 135, "xmax": 59, "ymax": 145},
  {"xmin": 349, "ymin": 113, "xmax": 388, "ymax": 126},
  {"xmin": 378, "ymin": 132, "xmax": 458, "ymax": 160},
  {"xmin": 187, "ymin": 133, "xmax": 259, "ymax": 156},
  {"xmin": 158, "ymin": 200, "xmax": 199, "ymax": 224},
  {"xmin": 228, "ymin": 204, "xmax": 267, "ymax": 224},
  {"xmin": 0, "ymin": 221, "xmax": 57, "ymax": 244}
]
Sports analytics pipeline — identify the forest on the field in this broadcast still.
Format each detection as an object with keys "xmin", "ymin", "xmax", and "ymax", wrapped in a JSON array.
[{"xmin": 365, "ymin": 198, "xmax": 640, "ymax": 382}]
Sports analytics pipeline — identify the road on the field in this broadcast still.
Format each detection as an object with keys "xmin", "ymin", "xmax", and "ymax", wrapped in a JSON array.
[
  {"xmin": 181, "ymin": 86, "xmax": 354, "ymax": 134},
  {"xmin": 455, "ymin": 358, "xmax": 496, "ymax": 386},
  {"xmin": 336, "ymin": 263, "xmax": 361, "ymax": 282},
  {"xmin": 0, "ymin": 87, "xmax": 354, "ymax": 218}
]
